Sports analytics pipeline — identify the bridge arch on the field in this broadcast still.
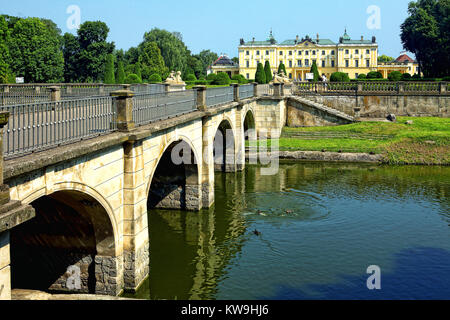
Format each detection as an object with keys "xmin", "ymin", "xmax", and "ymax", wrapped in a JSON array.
[
  {"xmin": 213, "ymin": 118, "xmax": 236, "ymax": 172},
  {"xmin": 10, "ymin": 186, "xmax": 121, "ymax": 295},
  {"xmin": 147, "ymin": 136, "xmax": 201, "ymax": 211}
]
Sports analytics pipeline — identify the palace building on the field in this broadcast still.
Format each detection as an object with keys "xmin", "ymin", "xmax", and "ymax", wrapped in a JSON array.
[
  {"xmin": 377, "ymin": 53, "xmax": 421, "ymax": 78},
  {"xmin": 238, "ymin": 30, "xmax": 379, "ymax": 81}
]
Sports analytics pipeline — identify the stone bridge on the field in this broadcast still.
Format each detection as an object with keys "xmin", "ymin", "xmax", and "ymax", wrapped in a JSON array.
[{"xmin": 1, "ymin": 83, "xmax": 319, "ymax": 298}]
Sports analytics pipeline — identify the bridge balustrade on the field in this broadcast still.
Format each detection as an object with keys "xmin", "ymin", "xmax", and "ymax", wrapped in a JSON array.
[
  {"xmin": 238, "ymin": 84, "xmax": 255, "ymax": 100},
  {"xmin": 1, "ymin": 96, "xmax": 116, "ymax": 159},
  {"xmin": 132, "ymin": 90, "xmax": 197, "ymax": 126},
  {"xmin": 206, "ymin": 86, "xmax": 234, "ymax": 107}
]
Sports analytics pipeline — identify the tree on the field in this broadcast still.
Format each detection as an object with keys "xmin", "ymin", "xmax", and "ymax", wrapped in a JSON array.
[
  {"xmin": 264, "ymin": 61, "xmax": 272, "ymax": 83},
  {"xmin": 124, "ymin": 73, "xmax": 141, "ymax": 84},
  {"xmin": 62, "ymin": 33, "xmax": 81, "ymax": 82},
  {"xmin": 232, "ymin": 57, "xmax": 239, "ymax": 64},
  {"xmin": 8, "ymin": 17, "xmax": 64, "ymax": 82},
  {"xmin": 388, "ymin": 71, "xmax": 403, "ymax": 81},
  {"xmin": 76, "ymin": 21, "xmax": 115, "ymax": 82},
  {"xmin": 143, "ymin": 28, "xmax": 190, "ymax": 74},
  {"xmin": 378, "ymin": 55, "xmax": 395, "ymax": 62},
  {"xmin": 116, "ymin": 61, "xmax": 125, "ymax": 84},
  {"xmin": 310, "ymin": 61, "xmax": 320, "ymax": 82},
  {"xmin": 104, "ymin": 54, "xmax": 115, "ymax": 84},
  {"xmin": 137, "ymin": 41, "xmax": 168, "ymax": 81},
  {"xmin": 278, "ymin": 62, "xmax": 287, "ymax": 76},
  {"xmin": 255, "ymin": 63, "xmax": 266, "ymax": 84},
  {"xmin": 0, "ymin": 16, "xmax": 11, "ymax": 83},
  {"xmin": 195, "ymin": 50, "xmax": 219, "ymax": 77},
  {"xmin": 401, "ymin": 0, "xmax": 450, "ymax": 77}
]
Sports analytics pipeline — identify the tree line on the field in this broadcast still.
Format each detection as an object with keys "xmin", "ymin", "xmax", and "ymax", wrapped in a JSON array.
[{"xmin": 0, "ymin": 15, "xmax": 220, "ymax": 84}]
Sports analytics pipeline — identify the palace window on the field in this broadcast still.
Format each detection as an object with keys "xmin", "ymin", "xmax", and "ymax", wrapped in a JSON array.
[
  {"xmin": 305, "ymin": 59, "xmax": 310, "ymax": 67},
  {"xmin": 345, "ymin": 49, "xmax": 349, "ymax": 54},
  {"xmin": 331, "ymin": 60, "xmax": 335, "ymax": 67},
  {"xmin": 355, "ymin": 49, "xmax": 359, "ymax": 54},
  {"xmin": 366, "ymin": 49, "xmax": 370, "ymax": 54},
  {"xmin": 256, "ymin": 50, "xmax": 260, "ymax": 55},
  {"xmin": 289, "ymin": 73, "xmax": 292, "ymax": 79},
  {"xmin": 279, "ymin": 51, "xmax": 283, "ymax": 55},
  {"xmin": 289, "ymin": 61, "xmax": 292, "ymax": 67},
  {"xmin": 331, "ymin": 50, "xmax": 335, "ymax": 55},
  {"xmin": 345, "ymin": 60, "xmax": 349, "ymax": 67},
  {"xmin": 246, "ymin": 61, "xmax": 249, "ymax": 68},
  {"xmin": 366, "ymin": 59, "xmax": 370, "ymax": 67},
  {"xmin": 266, "ymin": 50, "xmax": 269, "ymax": 55},
  {"xmin": 355, "ymin": 60, "xmax": 359, "ymax": 67},
  {"xmin": 322, "ymin": 61, "xmax": 325, "ymax": 67},
  {"xmin": 298, "ymin": 51, "xmax": 302, "ymax": 55},
  {"xmin": 355, "ymin": 73, "xmax": 359, "ymax": 78},
  {"xmin": 297, "ymin": 60, "xmax": 302, "ymax": 67},
  {"xmin": 289, "ymin": 51, "xmax": 292, "ymax": 56},
  {"xmin": 305, "ymin": 51, "xmax": 309, "ymax": 55},
  {"xmin": 322, "ymin": 50, "xmax": 326, "ymax": 55},
  {"xmin": 246, "ymin": 73, "xmax": 249, "ymax": 79},
  {"xmin": 312, "ymin": 50, "xmax": 316, "ymax": 55},
  {"xmin": 246, "ymin": 51, "xmax": 249, "ymax": 55}
]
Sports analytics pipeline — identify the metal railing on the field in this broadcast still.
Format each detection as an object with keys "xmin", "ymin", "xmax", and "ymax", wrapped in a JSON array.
[
  {"xmin": 132, "ymin": 90, "xmax": 197, "ymax": 127},
  {"xmin": 130, "ymin": 84, "xmax": 165, "ymax": 95},
  {"xmin": 239, "ymin": 84, "xmax": 254, "ymax": 100},
  {"xmin": 206, "ymin": 86, "xmax": 234, "ymax": 107},
  {"xmin": 2, "ymin": 96, "xmax": 116, "ymax": 159},
  {"xmin": 0, "ymin": 89, "xmax": 52, "ymax": 106}
]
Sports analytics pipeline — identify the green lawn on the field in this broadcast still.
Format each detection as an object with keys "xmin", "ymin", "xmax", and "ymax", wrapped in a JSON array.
[{"xmin": 250, "ymin": 117, "xmax": 450, "ymax": 165}]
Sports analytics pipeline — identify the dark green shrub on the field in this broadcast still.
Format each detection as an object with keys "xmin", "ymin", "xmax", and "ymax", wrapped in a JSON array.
[
  {"xmin": 330, "ymin": 72, "xmax": 350, "ymax": 82},
  {"xmin": 278, "ymin": 62, "xmax": 287, "ymax": 76},
  {"xmin": 357, "ymin": 74, "xmax": 367, "ymax": 80},
  {"xmin": 104, "ymin": 54, "xmax": 115, "ymax": 84},
  {"xmin": 401, "ymin": 73, "xmax": 412, "ymax": 81},
  {"xmin": 116, "ymin": 61, "xmax": 125, "ymax": 84},
  {"xmin": 412, "ymin": 74, "xmax": 422, "ymax": 80},
  {"xmin": 310, "ymin": 61, "xmax": 320, "ymax": 82},
  {"xmin": 148, "ymin": 74, "xmax": 162, "ymax": 83},
  {"xmin": 206, "ymin": 73, "xmax": 217, "ymax": 81},
  {"xmin": 213, "ymin": 72, "xmax": 231, "ymax": 85},
  {"xmin": 264, "ymin": 61, "xmax": 272, "ymax": 83},
  {"xmin": 198, "ymin": 75, "xmax": 206, "ymax": 80},
  {"xmin": 388, "ymin": 71, "xmax": 403, "ymax": 81},
  {"xmin": 367, "ymin": 71, "xmax": 383, "ymax": 79},
  {"xmin": 255, "ymin": 63, "xmax": 266, "ymax": 84},
  {"xmin": 232, "ymin": 74, "xmax": 248, "ymax": 84},
  {"xmin": 442, "ymin": 76, "xmax": 450, "ymax": 81},
  {"xmin": 124, "ymin": 73, "xmax": 142, "ymax": 84},
  {"xmin": 184, "ymin": 73, "xmax": 197, "ymax": 81}
]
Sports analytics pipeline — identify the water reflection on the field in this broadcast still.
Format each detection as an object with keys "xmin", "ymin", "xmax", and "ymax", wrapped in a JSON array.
[{"xmin": 126, "ymin": 162, "xmax": 450, "ymax": 300}]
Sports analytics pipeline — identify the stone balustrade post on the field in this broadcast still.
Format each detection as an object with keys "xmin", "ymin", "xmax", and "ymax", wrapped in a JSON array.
[
  {"xmin": 66, "ymin": 85, "xmax": 73, "ymax": 95},
  {"xmin": 193, "ymin": 86, "xmax": 207, "ymax": 111},
  {"xmin": 357, "ymin": 82, "xmax": 363, "ymax": 95},
  {"xmin": 439, "ymin": 82, "xmax": 447, "ymax": 94},
  {"xmin": 164, "ymin": 83, "xmax": 171, "ymax": 93},
  {"xmin": 273, "ymin": 83, "xmax": 284, "ymax": 97},
  {"xmin": 122, "ymin": 84, "xmax": 131, "ymax": 90},
  {"xmin": 110, "ymin": 90, "xmax": 135, "ymax": 132},
  {"xmin": 231, "ymin": 83, "xmax": 240, "ymax": 102},
  {"xmin": 99, "ymin": 84, "xmax": 105, "ymax": 95},
  {"xmin": 398, "ymin": 82, "xmax": 405, "ymax": 94},
  {"xmin": 3, "ymin": 86, "xmax": 9, "ymax": 93},
  {"xmin": 49, "ymin": 86, "xmax": 61, "ymax": 102},
  {"xmin": 252, "ymin": 82, "xmax": 258, "ymax": 97},
  {"xmin": 35, "ymin": 86, "xmax": 40, "ymax": 94}
]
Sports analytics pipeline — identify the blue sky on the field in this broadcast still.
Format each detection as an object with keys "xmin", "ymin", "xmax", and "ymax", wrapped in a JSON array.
[{"xmin": 1, "ymin": 0, "xmax": 414, "ymax": 58}]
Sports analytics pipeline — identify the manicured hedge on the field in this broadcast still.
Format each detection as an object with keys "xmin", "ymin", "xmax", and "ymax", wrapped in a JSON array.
[{"xmin": 330, "ymin": 72, "xmax": 350, "ymax": 82}]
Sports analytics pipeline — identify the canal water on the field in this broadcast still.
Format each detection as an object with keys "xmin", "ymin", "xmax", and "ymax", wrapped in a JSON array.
[{"xmin": 125, "ymin": 161, "xmax": 450, "ymax": 300}]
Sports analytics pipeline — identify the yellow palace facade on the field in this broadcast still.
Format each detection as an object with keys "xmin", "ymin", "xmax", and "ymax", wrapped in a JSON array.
[{"xmin": 238, "ymin": 30, "xmax": 378, "ymax": 81}]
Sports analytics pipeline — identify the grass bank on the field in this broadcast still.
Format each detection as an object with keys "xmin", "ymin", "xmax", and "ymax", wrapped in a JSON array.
[{"xmin": 251, "ymin": 117, "xmax": 450, "ymax": 165}]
